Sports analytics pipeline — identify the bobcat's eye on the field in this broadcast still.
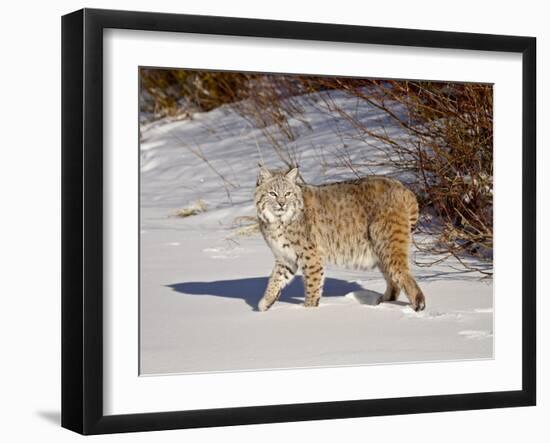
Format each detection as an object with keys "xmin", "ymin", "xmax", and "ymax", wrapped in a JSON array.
[
  {"xmin": 269, "ymin": 191, "xmax": 278, "ymax": 197},
  {"xmin": 284, "ymin": 192, "xmax": 292, "ymax": 197}
]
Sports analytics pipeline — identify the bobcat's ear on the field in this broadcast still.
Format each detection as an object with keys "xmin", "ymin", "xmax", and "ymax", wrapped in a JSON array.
[
  {"xmin": 257, "ymin": 166, "xmax": 273, "ymax": 185},
  {"xmin": 285, "ymin": 167, "xmax": 299, "ymax": 183}
]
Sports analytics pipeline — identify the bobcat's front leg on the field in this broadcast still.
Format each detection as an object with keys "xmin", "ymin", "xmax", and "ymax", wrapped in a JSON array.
[
  {"xmin": 258, "ymin": 261, "xmax": 297, "ymax": 311},
  {"xmin": 301, "ymin": 249, "xmax": 324, "ymax": 307}
]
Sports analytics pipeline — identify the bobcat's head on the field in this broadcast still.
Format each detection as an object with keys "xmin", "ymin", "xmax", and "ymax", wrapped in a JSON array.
[{"xmin": 254, "ymin": 166, "xmax": 303, "ymax": 224}]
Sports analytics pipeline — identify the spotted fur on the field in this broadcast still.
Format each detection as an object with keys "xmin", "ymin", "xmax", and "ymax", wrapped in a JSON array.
[{"xmin": 255, "ymin": 166, "xmax": 425, "ymax": 312}]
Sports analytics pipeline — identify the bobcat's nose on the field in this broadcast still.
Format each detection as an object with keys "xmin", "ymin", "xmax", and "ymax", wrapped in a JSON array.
[{"xmin": 277, "ymin": 199, "xmax": 286, "ymax": 209}]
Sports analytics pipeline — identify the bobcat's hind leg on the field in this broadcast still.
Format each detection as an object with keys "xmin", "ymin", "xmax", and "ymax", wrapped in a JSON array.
[
  {"xmin": 398, "ymin": 271, "xmax": 425, "ymax": 311},
  {"xmin": 258, "ymin": 261, "xmax": 297, "ymax": 311},
  {"xmin": 378, "ymin": 261, "xmax": 425, "ymax": 310},
  {"xmin": 370, "ymin": 213, "xmax": 426, "ymax": 312},
  {"xmin": 381, "ymin": 268, "xmax": 400, "ymax": 302}
]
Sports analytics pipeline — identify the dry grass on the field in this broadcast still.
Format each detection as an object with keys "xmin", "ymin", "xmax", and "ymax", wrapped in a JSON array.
[
  {"xmin": 173, "ymin": 199, "xmax": 207, "ymax": 218},
  {"xmin": 230, "ymin": 215, "xmax": 260, "ymax": 237}
]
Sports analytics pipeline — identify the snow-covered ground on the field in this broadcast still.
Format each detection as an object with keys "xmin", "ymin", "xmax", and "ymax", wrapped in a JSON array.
[{"xmin": 139, "ymin": 91, "xmax": 493, "ymax": 375}]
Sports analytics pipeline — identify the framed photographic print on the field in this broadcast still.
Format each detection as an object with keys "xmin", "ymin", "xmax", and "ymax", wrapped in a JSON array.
[{"xmin": 61, "ymin": 8, "xmax": 536, "ymax": 435}]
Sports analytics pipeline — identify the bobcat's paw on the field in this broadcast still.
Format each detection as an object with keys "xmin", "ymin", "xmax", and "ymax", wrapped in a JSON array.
[
  {"xmin": 258, "ymin": 297, "xmax": 273, "ymax": 312},
  {"xmin": 304, "ymin": 299, "xmax": 320, "ymax": 308},
  {"xmin": 412, "ymin": 294, "xmax": 426, "ymax": 312}
]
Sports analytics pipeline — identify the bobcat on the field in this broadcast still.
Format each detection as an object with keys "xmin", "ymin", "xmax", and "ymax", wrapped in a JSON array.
[{"xmin": 254, "ymin": 166, "xmax": 426, "ymax": 312}]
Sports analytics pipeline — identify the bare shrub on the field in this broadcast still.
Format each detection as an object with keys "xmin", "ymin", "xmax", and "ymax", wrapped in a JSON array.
[{"xmin": 140, "ymin": 68, "xmax": 252, "ymax": 117}]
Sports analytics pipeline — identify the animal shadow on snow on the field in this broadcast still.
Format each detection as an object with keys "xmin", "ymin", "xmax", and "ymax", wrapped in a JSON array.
[{"xmin": 167, "ymin": 277, "xmax": 379, "ymax": 310}]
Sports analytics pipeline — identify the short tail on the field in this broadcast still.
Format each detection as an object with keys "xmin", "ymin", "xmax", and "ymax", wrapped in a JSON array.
[{"xmin": 406, "ymin": 191, "xmax": 420, "ymax": 231}]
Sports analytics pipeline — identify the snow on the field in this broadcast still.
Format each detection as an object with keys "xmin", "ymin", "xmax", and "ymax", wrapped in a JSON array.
[{"xmin": 139, "ymin": 90, "xmax": 493, "ymax": 375}]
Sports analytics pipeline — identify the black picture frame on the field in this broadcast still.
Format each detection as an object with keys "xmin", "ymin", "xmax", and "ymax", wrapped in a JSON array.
[{"xmin": 61, "ymin": 8, "xmax": 536, "ymax": 435}]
